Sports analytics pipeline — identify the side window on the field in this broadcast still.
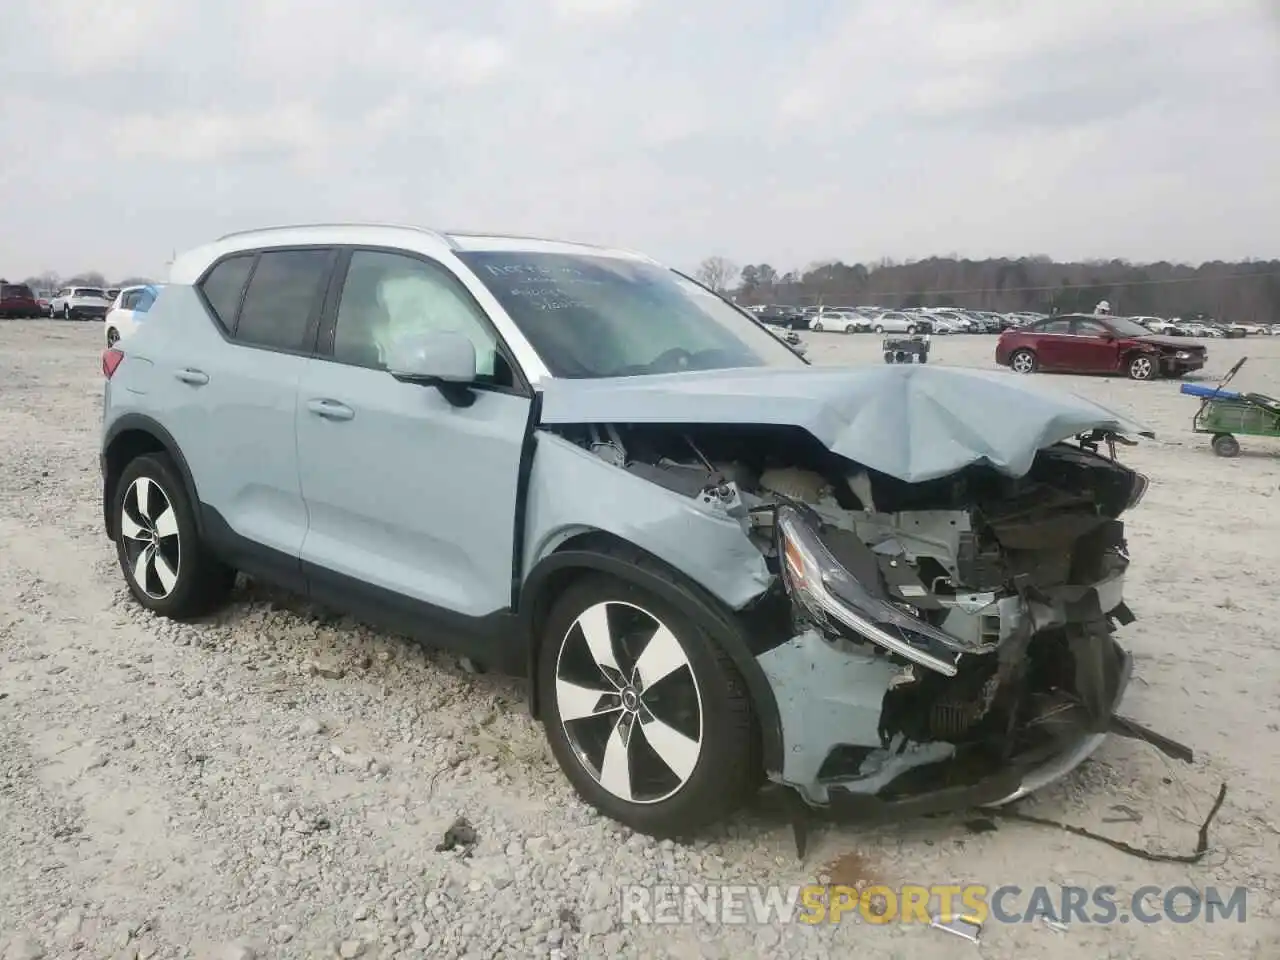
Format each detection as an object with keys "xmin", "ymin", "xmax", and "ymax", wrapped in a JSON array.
[
  {"xmin": 332, "ymin": 250, "xmax": 513, "ymax": 386},
  {"xmin": 234, "ymin": 249, "xmax": 331, "ymax": 351},
  {"xmin": 198, "ymin": 255, "xmax": 255, "ymax": 333},
  {"xmin": 1035, "ymin": 319, "xmax": 1072, "ymax": 334},
  {"xmin": 120, "ymin": 291, "xmax": 136, "ymax": 310},
  {"xmin": 1073, "ymin": 320, "xmax": 1109, "ymax": 337}
]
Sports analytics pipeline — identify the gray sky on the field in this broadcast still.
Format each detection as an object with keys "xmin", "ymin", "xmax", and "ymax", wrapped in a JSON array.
[{"xmin": 2, "ymin": 0, "xmax": 1278, "ymax": 280}]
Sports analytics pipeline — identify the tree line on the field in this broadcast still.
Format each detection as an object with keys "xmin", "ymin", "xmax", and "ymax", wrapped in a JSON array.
[
  {"xmin": 13, "ymin": 271, "xmax": 156, "ymax": 291},
  {"xmin": 693, "ymin": 255, "xmax": 1280, "ymax": 322}
]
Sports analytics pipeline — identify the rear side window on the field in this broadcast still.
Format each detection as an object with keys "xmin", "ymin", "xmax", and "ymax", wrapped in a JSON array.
[
  {"xmin": 1034, "ymin": 319, "xmax": 1072, "ymax": 334},
  {"xmin": 198, "ymin": 255, "xmax": 256, "ymax": 332},
  {"xmin": 234, "ymin": 249, "xmax": 332, "ymax": 352}
]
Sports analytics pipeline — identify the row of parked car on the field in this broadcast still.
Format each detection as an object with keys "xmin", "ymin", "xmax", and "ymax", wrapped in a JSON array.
[
  {"xmin": 0, "ymin": 280, "xmax": 161, "ymax": 345},
  {"xmin": 748, "ymin": 302, "xmax": 1280, "ymax": 338},
  {"xmin": 0, "ymin": 281, "xmax": 124, "ymax": 320}
]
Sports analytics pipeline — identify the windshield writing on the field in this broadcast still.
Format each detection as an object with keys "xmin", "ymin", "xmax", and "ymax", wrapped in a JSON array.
[{"xmin": 457, "ymin": 252, "xmax": 805, "ymax": 379}]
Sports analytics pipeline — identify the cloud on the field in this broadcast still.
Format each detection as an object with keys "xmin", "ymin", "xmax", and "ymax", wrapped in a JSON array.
[{"xmin": 0, "ymin": 0, "xmax": 1276, "ymax": 279}]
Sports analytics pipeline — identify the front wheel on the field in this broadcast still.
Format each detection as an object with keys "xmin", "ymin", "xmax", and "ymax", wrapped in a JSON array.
[
  {"xmin": 1009, "ymin": 348, "xmax": 1037, "ymax": 374},
  {"xmin": 113, "ymin": 453, "xmax": 235, "ymax": 618},
  {"xmin": 906, "ymin": 325, "xmax": 916, "ymax": 334},
  {"xmin": 62, "ymin": 305, "xmax": 71, "ymax": 320},
  {"xmin": 1127, "ymin": 354, "xmax": 1157, "ymax": 380},
  {"xmin": 538, "ymin": 573, "xmax": 757, "ymax": 838},
  {"xmin": 812, "ymin": 319, "xmax": 824, "ymax": 332}
]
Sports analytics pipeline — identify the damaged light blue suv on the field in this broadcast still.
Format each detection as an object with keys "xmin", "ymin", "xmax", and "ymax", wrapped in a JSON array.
[{"xmin": 100, "ymin": 224, "xmax": 1190, "ymax": 839}]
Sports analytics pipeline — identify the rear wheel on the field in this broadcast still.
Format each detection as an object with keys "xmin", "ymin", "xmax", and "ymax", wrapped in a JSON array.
[
  {"xmin": 812, "ymin": 319, "xmax": 824, "ymax": 332},
  {"xmin": 1211, "ymin": 433, "xmax": 1241, "ymax": 458},
  {"xmin": 538, "ymin": 572, "xmax": 756, "ymax": 838},
  {"xmin": 113, "ymin": 453, "xmax": 235, "ymax": 618},
  {"xmin": 873, "ymin": 324, "xmax": 885, "ymax": 334},
  {"xmin": 1127, "ymin": 354, "xmax": 1157, "ymax": 380},
  {"xmin": 1010, "ymin": 348, "xmax": 1037, "ymax": 374},
  {"xmin": 906, "ymin": 325, "xmax": 916, "ymax": 334},
  {"xmin": 62, "ymin": 305, "xmax": 71, "ymax": 320},
  {"xmin": 106, "ymin": 327, "xmax": 120, "ymax": 347}
]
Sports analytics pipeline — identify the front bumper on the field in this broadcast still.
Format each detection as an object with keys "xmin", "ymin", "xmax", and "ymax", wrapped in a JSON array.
[{"xmin": 757, "ymin": 626, "xmax": 1148, "ymax": 816}]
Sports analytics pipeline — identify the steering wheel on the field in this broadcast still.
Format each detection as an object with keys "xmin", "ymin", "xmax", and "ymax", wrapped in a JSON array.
[{"xmin": 646, "ymin": 347, "xmax": 693, "ymax": 372}]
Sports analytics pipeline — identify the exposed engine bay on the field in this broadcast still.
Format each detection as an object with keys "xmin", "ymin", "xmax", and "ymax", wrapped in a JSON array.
[{"xmin": 553, "ymin": 420, "xmax": 1185, "ymax": 809}]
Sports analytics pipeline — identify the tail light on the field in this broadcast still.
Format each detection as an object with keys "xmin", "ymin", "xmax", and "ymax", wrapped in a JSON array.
[{"xmin": 102, "ymin": 348, "xmax": 124, "ymax": 378}]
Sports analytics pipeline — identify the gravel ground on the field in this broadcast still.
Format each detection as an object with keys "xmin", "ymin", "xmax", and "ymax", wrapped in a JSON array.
[{"xmin": 1, "ymin": 320, "xmax": 1279, "ymax": 959}]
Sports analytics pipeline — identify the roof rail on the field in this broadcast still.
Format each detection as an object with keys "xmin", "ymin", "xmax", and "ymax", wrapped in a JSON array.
[
  {"xmin": 444, "ymin": 230, "xmax": 657, "ymax": 261},
  {"xmin": 214, "ymin": 222, "xmax": 459, "ymax": 248}
]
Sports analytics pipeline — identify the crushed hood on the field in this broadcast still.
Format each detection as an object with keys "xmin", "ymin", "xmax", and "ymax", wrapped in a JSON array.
[{"xmin": 537, "ymin": 365, "xmax": 1153, "ymax": 484}]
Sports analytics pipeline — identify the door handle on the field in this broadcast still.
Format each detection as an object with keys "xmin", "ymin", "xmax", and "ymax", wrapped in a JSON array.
[
  {"xmin": 306, "ymin": 398, "xmax": 355, "ymax": 421},
  {"xmin": 174, "ymin": 368, "xmax": 209, "ymax": 385}
]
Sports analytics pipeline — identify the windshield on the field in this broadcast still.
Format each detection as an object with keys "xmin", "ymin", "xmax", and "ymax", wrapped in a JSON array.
[
  {"xmin": 456, "ymin": 251, "xmax": 806, "ymax": 378},
  {"xmin": 74, "ymin": 288, "xmax": 106, "ymax": 299},
  {"xmin": 1105, "ymin": 317, "xmax": 1157, "ymax": 337},
  {"xmin": 1, "ymin": 284, "xmax": 34, "ymax": 299}
]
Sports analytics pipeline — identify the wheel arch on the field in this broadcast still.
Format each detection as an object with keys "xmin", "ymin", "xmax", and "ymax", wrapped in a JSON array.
[
  {"xmin": 102, "ymin": 415, "xmax": 201, "ymax": 540},
  {"xmin": 519, "ymin": 530, "xmax": 785, "ymax": 777}
]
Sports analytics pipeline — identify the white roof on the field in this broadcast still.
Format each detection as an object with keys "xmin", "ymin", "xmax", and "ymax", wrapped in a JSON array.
[{"xmin": 168, "ymin": 222, "xmax": 656, "ymax": 284}]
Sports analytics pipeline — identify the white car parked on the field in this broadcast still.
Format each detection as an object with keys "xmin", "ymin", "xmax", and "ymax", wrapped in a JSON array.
[
  {"xmin": 104, "ymin": 284, "xmax": 161, "ymax": 346},
  {"xmin": 50, "ymin": 285, "xmax": 112, "ymax": 321},
  {"xmin": 870, "ymin": 311, "xmax": 924, "ymax": 334},
  {"xmin": 809, "ymin": 309, "xmax": 869, "ymax": 333}
]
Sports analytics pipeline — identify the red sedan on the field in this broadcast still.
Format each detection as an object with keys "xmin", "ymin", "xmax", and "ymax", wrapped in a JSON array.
[{"xmin": 995, "ymin": 314, "xmax": 1207, "ymax": 381}]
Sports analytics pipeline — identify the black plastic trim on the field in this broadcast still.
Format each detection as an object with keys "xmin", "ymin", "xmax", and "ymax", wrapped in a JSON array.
[
  {"xmin": 519, "ymin": 548, "xmax": 785, "ymax": 775},
  {"xmin": 509, "ymin": 391, "xmax": 543, "ymax": 608},
  {"xmin": 198, "ymin": 505, "xmax": 526, "ymax": 671},
  {"xmin": 101, "ymin": 414, "xmax": 203, "ymax": 540}
]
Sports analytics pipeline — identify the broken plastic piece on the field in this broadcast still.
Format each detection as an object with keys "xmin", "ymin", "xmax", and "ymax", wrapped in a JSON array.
[{"xmin": 929, "ymin": 914, "xmax": 982, "ymax": 943}]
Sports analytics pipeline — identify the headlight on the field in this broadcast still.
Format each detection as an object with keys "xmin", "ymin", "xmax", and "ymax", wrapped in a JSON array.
[
  {"xmin": 776, "ymin": 506, "xmax": 960, "ymax": 676},
  {"xmin": 1175, "ymin": 351, "xmax": 1190, "ymax": 360}
]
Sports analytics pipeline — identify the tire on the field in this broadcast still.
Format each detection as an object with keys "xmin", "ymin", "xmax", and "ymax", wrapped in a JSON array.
[
  {"xmin": 538, "ymin": 571, "xmax": 756, "ymax": 838},
  {"xmin": 812, "ymin": 319, "xmax": 824, "ymax": 332},
  {"xmin": 883, "ymin": 351, "xmax": 894, "ymax": 363},
  {"xmin": 1009, "ymin": 348, "xmax": 1037, "ymax": 374},
  {"xmin": 1127, "ymin": 354, "xmax": 1157, "ymax": 380},
  {"xmin": 873, "ymin": 324, "xmax": 885, "ymax": 334},
  {"xmin": 906, "ymin": 325, "xmax": 916, "ymax": 334},
  {"xmin": 62, "ymin": 305, "xmax": 71, "ymax": 320},
  {"xmin": 843, "ymin": 324, "xmax": 855, "ymax": 335},
  {"xmin": 1211, "ymin": 433, "xmax": 1240, "ymax": 458},
  {"xmin": 917, "ymin": 352, "xmax": 928, "ymax": 363},
  {"xmin": 113, "ymin": 453, "xmax": 235, "ymax": 618},
  {"xmin": 106, "ymin": 327, "xmax": 119, "ymax": 347}
]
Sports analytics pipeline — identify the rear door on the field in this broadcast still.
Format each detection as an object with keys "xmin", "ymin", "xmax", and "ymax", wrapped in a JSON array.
[
  {"xmin": 1027, "ymin": 317, "xmax": 1074, "ymax": 368},
  {"xmin": 294, "ymin": 247, "xmax": 532, "ymax": 642},
  {"xmin": 156, "ymin": 247, "xmax": 337, "ymax": 591},
  {"xmin": 1063, "ymin": 317, "xmax": 1121, "ymax": 372}
]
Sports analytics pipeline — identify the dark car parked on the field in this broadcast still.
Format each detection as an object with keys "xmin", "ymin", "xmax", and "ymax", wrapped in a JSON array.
[
  {"xmin": 0, "ymin": 282, "xmax": 42, "ymax": 319},
  {"xmin": 995, "ymin": 313, "xmax": 1207, "ymax": 381},
  {"xmin": 755, "ymin": 304, "xmax": 809, "ymax": 330}
]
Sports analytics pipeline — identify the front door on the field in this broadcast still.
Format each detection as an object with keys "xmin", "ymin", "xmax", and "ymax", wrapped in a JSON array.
[
  {"xmin": 294, "ymin": 248, "xmax": 532, "ymax": 655},
  {"xmin": 1061, "ymin": 317, "xmax": 1121, "ymax": 372}
]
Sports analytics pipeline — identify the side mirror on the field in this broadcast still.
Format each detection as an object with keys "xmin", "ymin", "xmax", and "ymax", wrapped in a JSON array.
[{"xmin": 385, "ymin": 331, "xmax": 478, "ymax": 406}]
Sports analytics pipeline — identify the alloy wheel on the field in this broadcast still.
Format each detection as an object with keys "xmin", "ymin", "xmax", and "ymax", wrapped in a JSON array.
[
  {"xmin": 554, "ymin": 600, "xmax": 703, "ymax": 804},
  {"xmin": 119, "ymin": 476, "xmax": 181, "ymax": 599},
  {"xmin": 1129, "ymin": 356, "xmax": 1154, "ymax": 380},
  {"xmin": 1011, "ymin": 350, "xmax": 1035, "ymax": 373}
]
